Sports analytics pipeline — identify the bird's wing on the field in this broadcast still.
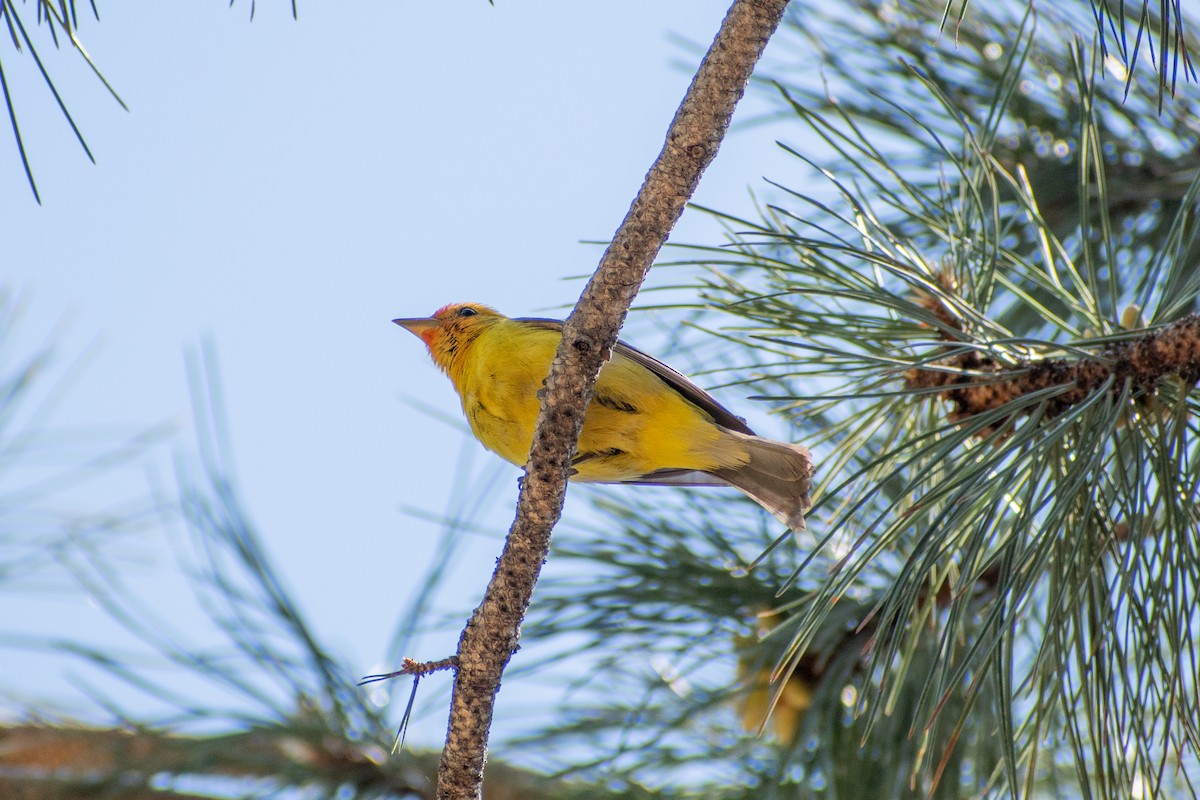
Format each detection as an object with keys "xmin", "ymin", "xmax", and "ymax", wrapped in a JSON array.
[
  {"xmin": 611, "ymin": 468, "xmax": 731, "ymax": 487},
  {"xmin": 517, "ymin": 317, "xmax": 756, "ymax": 435}
]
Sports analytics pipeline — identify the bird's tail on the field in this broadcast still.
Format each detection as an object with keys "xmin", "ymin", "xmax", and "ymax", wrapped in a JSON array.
[{"xmin": 713, "ymin": 430, "xmax": 814, "ymax": 531}]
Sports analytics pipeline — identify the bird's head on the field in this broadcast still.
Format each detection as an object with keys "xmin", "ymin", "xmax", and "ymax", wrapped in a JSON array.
[{"xmin": 393, "ymin": 302, "xmax": 503, "ymax": 374}]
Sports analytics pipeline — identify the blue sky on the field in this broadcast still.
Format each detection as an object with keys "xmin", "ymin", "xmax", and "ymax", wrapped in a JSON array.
[{"xmin": 4, "ymin": 1, "xmax": 811, "ymax": 750}]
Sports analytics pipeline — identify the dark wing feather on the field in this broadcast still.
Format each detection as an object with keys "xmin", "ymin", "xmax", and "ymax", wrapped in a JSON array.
[
  {"xmin": 518, "ymin": 317, "xmax": 756, "ymax": 435},
  {"xmin": 615, "ymin": 468, "xmax": 730, "ymax": 487}
]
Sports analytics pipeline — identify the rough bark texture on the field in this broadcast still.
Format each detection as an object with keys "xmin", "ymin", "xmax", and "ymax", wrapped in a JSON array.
[
  {"xmin": 910, "ymin": 314, "xmax": 1200, "ymax": 415},
  {"xmin": 433, "ymin": 1, "xmax": 791, "ymax": 797},
  {"xmin": 907, "ymin": 293, "xmax": 1200, "ymax": 434}
]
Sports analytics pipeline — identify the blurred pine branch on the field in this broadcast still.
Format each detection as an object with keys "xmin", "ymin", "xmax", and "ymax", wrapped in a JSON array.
[{"xmin": 0, "ymin": 722, "xmax": 616, "ymax": 800}]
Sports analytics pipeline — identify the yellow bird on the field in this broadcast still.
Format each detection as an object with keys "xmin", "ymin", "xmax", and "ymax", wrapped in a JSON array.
[{"xmin": 394, "ymin": 303, "xmax": 813, "ymax": 530}]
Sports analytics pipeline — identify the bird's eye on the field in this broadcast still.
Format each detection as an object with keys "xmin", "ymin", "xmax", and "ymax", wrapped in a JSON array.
[{"xmin": 457, "ymin": 307, "xmax": 478, "ymax": 317}]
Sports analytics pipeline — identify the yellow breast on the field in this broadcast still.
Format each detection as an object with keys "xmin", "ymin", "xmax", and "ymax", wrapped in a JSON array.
[{"xmin": 447, "ymin": 320, "xmax": 739, "ymax": 481}]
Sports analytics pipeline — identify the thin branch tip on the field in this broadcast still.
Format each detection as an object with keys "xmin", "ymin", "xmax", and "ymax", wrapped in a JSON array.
[{"xmin": 359, "ymin": 655, "xmax": 459, "ymax": 685}]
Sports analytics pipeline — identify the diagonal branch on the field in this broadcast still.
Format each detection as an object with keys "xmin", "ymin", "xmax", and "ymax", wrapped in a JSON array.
[{"xmin": 432, "ymin": 1, "xmax": 791, "ymax": 797}]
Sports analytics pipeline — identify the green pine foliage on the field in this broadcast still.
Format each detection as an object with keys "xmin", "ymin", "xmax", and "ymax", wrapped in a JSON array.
[
  {"xmin": 3, "ymin": 1, "xmax": 1198, "ymax": 798},
  {"xmin": 517, "ymin": 2, "xmax": 1200, "ymax": 797}
]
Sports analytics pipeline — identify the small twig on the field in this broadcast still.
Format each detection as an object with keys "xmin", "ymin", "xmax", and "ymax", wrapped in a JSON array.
[
  {"xmin": 360, "ymin": 657, "xmax": 460, "ymax": 753},
  {"xmin": 359, "ymin": 656, "xmax": 459, "ymax": 685}
]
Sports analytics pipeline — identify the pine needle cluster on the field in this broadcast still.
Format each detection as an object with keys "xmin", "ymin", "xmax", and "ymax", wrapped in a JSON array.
[{"xmin": 517, "ymin": 1, "xmax": 1200, "ymax": 797}]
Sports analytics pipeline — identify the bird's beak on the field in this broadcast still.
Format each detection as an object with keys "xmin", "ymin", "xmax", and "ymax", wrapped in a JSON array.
[{"xmin": 392, "ymin": 317, "xmax": 441, "ymax": 339}]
